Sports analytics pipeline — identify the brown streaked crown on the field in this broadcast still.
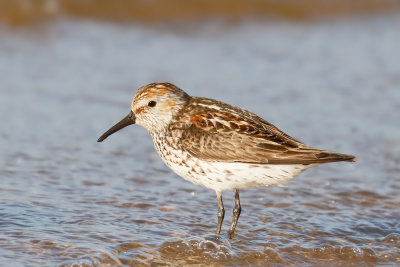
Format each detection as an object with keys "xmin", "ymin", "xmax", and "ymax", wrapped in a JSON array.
[{"xmin": 131, "ymin": 83, "xmax": 191, "ymax": 133}]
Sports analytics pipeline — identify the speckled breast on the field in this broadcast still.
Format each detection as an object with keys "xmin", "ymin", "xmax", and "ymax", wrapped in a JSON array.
[{"xmin": 151, "ymin": 131, "xmax": 208, "ymax": 187}]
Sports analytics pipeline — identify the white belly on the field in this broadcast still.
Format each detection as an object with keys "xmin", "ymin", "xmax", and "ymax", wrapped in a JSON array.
[
  {"xmin": 152, "ymin": 134, "xmax": 314, "ymax": 191},
  {"xmin": 166, "ymin": 157, "xmax": 313, "ymax": 191}
]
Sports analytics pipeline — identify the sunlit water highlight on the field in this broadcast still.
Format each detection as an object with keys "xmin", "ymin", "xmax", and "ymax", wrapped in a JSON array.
[{"xmin": 0, "ymin": 16, "xmax": 399, "ymax": 266}]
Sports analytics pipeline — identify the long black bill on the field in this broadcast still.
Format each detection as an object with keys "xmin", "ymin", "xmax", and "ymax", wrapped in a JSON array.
[{"xmin": 97, "ymin": 111, "xmax": 136, "ymax": 142}]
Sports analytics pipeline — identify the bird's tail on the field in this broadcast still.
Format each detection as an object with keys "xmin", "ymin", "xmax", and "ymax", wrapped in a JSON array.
[{"xmin": 314, "ymin": 151, "xmax": 356, "ymax": 163}]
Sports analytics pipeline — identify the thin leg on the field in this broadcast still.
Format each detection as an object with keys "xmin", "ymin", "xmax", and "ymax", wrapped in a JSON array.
[
  {"xmin": 216, "ymin": 191, "xmax": 225, "ymax": 235},
  {"xmin": 228, "ymin": 189, "xmax": 241, "ymax": 238}
]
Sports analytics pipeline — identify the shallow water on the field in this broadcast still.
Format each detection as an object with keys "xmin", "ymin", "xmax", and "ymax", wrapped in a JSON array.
[{"xmin": 1, "ymin": 15, "xmax": 400, "ymax": 266}]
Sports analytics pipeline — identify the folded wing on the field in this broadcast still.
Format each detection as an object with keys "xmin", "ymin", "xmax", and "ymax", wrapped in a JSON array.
[{"xmin": 171, "ymin": 98, "xmax": 355, "ymax": 164}]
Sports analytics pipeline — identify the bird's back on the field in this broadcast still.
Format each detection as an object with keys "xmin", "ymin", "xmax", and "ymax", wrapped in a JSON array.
[{"xmin": 168, "ymin": 96, "xmax": 355, "ymax": 165}]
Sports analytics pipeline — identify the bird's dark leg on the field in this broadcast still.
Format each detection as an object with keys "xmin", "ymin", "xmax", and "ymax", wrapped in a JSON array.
[
  {"xmin": 228, "ymin": 189, "xmax": 241, "ymax": 238},
  {"xmin": 216, "ymin": 191, "xmax": 225, "ymax": 236}
]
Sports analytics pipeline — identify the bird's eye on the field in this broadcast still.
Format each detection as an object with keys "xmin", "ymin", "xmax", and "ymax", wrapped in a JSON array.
[{"xmin": 148, "ymin": 101, "xmax": 157, "ymax": 107}]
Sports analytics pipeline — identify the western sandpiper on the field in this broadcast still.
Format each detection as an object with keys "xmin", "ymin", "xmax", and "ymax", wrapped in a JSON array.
[{"xmin": 98, "ymin": 83, "xmax": 355, "ymax": 237}]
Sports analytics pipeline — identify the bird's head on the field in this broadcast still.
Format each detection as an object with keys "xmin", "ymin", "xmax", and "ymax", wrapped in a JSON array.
[{"xmin": 98, "ymin": 83, "xmax": 190, "ymax": 142}]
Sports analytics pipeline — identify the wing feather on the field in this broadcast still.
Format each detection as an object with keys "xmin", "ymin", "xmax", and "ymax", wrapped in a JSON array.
[{"xmin": 169, "ymin": 97, "xmax": 355, "ymax": 164}]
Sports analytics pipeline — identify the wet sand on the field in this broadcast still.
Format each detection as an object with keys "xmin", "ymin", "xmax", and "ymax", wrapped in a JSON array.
[{"xmin": 0, "ymin": 9, "xmax": 399, "ymax": 267}]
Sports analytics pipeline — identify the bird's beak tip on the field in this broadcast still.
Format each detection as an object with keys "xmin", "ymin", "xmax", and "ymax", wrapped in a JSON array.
[{"xmin": 97, "ymin": 111, "xmax": 136, "ymax": 143}]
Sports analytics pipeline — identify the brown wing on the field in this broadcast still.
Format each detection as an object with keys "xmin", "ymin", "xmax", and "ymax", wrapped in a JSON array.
[{"xmin": 170, "ymin": 97, "xmax": 355, "ymax": 164}]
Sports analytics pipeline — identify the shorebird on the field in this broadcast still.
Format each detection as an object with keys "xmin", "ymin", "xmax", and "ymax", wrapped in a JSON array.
[{"xmin": 98, "ymin": 82, "xmax": 355, "ymax": 238}]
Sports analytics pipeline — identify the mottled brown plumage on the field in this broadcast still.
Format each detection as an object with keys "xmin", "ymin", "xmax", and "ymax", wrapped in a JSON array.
[
  {"xmin": 98, "ymin": 82, "xmax": 355, "ymax": 238},
  {"xmin": 170, "ymin": 97, "xmax": 354, "ymax": 165}
]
